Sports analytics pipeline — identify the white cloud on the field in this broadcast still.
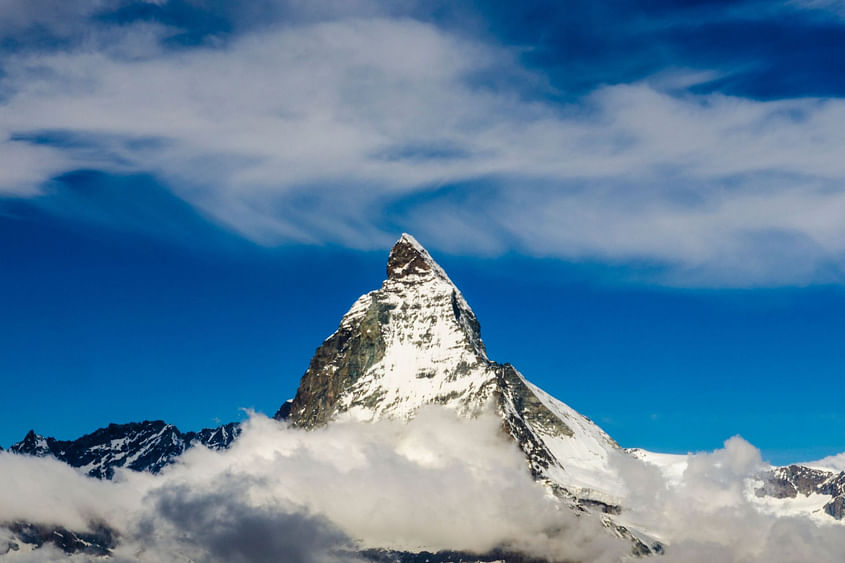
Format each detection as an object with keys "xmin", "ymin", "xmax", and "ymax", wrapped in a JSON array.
[
  {"xmin": 0, "ymin": 140, "xmax": 71, "ymax": 196},
  {"xmin": 2, "ymin": 15, "xmax": 845, "ymax": 285},
  {"xmin": 0, "ymin": 409, "xmax": 628, "ymax": 561},
  {"xmin": 2, "ymin": 414, "xmax": 845, "ymax": 561},
  {"xmin": 151, "ymin": 409, "xmax": 625, "ymax": 561},
  {"xmin": 0, "ymin": 452, "xmax": 143, "ymax": 534},
  {"xmin": 803, "ymin": 451, "xmax": 845, "ymax": 471},
  {"xmin": 0, "ymin": 0, "xmax": 109, "ymax": 38},
  {"xmin": 613, "ymin": 437, "xmax": 845, "ymax": 562}
]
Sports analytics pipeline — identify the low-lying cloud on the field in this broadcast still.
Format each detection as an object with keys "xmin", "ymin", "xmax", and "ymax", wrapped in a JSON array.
[
  {"xmin": 1, "ymin": 410, "xmax": 844, "ymax": 562},
  {"xmin": 0, "ymin": 408, "xmax": 627, "ymax": 562},
  {"xmin": 138, "ymin": 483, "xmax": 354, "ymax": 563},
  {"xmin": 613, "ymin": 436, "xmax": 845, "ymax": 562}
]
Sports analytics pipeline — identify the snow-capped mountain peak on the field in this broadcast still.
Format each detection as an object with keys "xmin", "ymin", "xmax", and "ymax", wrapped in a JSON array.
[
  {"xmin": 276, "ymin": 233, "xmax": 623, "ymax": 510},
  {"xmin": 384, "ymin": 232, "xmax": 485, "ymax": 357}
]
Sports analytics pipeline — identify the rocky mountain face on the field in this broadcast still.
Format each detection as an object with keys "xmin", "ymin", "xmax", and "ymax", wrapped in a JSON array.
[
  {"xmin": 8, "ymin": 420, "xmax": 240, "ymax": 479},
  {"xmin": 274, "ymin": 234, "xmax": 656, "ymax": 553},
  {"xmin": 276, "ymin": 233, "xmax": 492, "ymax": 427},
  {"xmin": 2, "ymin": 522, "xmax": 115, "ymax": 558},
  {"xmin": 757, "ymin": 465, "xmax": 845, "ymax": 520},
  {"xmin": 276, "ymin": 235, "xmax": 621, "ymax": 501}
]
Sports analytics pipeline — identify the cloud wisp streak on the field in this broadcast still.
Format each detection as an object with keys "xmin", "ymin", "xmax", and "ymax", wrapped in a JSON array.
[{"xmin": 1, "ymin": 7, "xmax": 845, "ymax": 285}]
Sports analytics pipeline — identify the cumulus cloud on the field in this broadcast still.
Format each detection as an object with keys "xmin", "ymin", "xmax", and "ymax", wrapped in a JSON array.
[
  {"xmin": 135, "ymin": 483, "xmax": 355, "ymax": 563},
  {"xmin": 613, "ymin": 436, "xmax": 845, "ymax": 562},
  {"xmin": 0, "ymin": 408, "xmax": 628, "ymax": 562},
  {"xmin": 0, "ymin": 452, "xmax": 139, "ymax": 532},
  {"xmin": 2, "ymin": 5, "xmax": 845, "ymax": 285},
  {"xmin": 1, "ymin": 412, "xmax": 845, "ymax": 561},
  {"xmin": 156, "ymin": 409, "xmax": 625, "ymax": 561}
]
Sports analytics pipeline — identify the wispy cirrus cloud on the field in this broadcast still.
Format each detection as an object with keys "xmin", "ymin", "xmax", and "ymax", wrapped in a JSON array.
[
  {"xmin": 789, "ymin": 0, "xmax": 845, "ymax": 17},
  {"xmin": 1, "ymin": 3, "xmax": 845, "ymax": 285}
]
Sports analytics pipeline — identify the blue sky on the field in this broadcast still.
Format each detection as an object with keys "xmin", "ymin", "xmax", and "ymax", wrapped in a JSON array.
[{"xmin": 1, "ymin": 0, "xmax": 845, "ymax": 464}]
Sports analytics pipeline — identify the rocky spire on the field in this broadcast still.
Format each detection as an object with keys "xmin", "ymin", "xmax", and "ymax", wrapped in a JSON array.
[
  {"xmin": 385, "ymin": 233, "xmax": 485, "ymax": 352},
  {"xmin": 274, "ymin": 232, "xmax": 623, "ymax": 524},
  {"xmin": 10, "ymin": 430, "xmax": 53, "ymax": 457},
  {"xmin": 387, "ymin": 233, "xmax": 443, "ymax": 281},
  {"xmin": 277, "ymin": 234, "xmax": 489, "ymax": 427}
]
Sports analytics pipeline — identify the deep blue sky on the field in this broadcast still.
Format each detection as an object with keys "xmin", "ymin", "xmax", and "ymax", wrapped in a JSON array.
[{"xmin": 2, "ymin": 0, "xmax": 845, "ymax": 464}]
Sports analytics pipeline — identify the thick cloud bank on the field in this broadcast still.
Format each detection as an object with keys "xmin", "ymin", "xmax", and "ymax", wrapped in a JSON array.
[
  {"xmin": 0, "ymin": 408, "xmax": 625, "ymax": 562},
  {"xmin": 0, "ymin": 410, "xmax": 843, "ymax": 562},
  {"xmin": 613, "ymin": 436, "xmax": 845, "ymax": 562}
]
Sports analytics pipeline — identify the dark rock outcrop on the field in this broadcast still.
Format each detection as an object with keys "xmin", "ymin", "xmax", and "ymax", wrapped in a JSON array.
[
  {"xmin": 824, "ymin": 495, "xmax": 845, "ymax": 519},
  {"xmin": 5, "ymin": 521, "xmax": 116, "ymax": 557},
  {"xmin": 275, "ymin": 290, "xmax": 392, "ymax": 427}
]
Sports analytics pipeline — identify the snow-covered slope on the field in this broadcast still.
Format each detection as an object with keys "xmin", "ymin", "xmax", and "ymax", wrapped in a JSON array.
[
  {"xmin": 627, "ymin": 447, "xmax": 845, "ymax": 522},
  {"xmin": 276, "ymin": 234, "xmax": 622, "ymax": 507}
]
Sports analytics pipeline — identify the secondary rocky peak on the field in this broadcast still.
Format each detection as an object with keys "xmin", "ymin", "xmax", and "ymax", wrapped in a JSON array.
[
  {"xmin": 9, "ymin": 421, "xmax": 241, "ymax": 480},
  {"xmin": 11, "ymin": 430, "xmax": 52, "ymax": 457}
]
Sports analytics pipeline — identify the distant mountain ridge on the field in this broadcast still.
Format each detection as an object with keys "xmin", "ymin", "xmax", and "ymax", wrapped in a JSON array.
[
  {"xmin": 7, "ymin": 420, "xmax": 239, "ymax": 479},
  {"xmin": 757, "ymin": 464, "xmax": 845, "ymax": 520}
]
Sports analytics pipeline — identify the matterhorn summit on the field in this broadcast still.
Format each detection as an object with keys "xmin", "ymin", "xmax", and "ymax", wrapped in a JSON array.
[{"xmin": 276, "ymin": 233, "xmax": 623, "ymax": 508}]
